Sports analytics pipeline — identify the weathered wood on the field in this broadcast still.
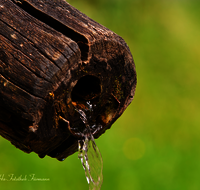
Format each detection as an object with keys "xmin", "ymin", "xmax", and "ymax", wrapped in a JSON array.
[{"xmin": 0, "ymin": 0, "xmax": 137, "ymax": 160}]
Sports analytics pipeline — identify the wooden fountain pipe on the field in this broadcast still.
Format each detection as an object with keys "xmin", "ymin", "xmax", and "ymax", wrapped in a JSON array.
[{"xmin": 0, "ymin": 0, "xmax": 137, "ymax": 160}]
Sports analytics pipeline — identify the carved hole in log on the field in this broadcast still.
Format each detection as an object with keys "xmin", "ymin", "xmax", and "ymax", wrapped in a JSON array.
[{"xmin": 71, "ymin": 75, "xmax": 101, "ymax": 103}]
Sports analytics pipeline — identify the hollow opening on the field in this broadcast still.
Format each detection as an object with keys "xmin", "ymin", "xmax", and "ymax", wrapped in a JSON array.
[{"xmin": 71, "ymin": 75, "xmax": 101, "ymax": 102}]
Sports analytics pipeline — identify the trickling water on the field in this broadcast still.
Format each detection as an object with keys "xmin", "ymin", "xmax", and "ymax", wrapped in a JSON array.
[
  {"xmin": 78, "ymin": 131, "xmax": 103, "ymax": 190},
  {"xmin": 76, "ymin": 101, "xmax": 103, "ymax": 190}
]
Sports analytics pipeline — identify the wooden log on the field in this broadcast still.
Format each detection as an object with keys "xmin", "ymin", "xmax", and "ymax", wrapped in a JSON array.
[{"xmin": 0, "ymin": 0, "xmax": 137, "ymax": 160}]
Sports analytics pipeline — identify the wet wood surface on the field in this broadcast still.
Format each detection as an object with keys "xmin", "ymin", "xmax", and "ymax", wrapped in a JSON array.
[{"xmin": 0, "ymin": 0, "xmax": 137, "ymax": 160}]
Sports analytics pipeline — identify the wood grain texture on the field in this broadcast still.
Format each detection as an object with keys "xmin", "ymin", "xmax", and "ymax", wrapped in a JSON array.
[{"xmin": 0, "ymin": 0, "xmax": 137, "ymax": 160}]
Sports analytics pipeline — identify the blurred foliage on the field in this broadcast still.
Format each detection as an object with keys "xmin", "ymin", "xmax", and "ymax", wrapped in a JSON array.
[{"xmin": 1, "ymin": 0, "xmax": 200, "ymax": 189}]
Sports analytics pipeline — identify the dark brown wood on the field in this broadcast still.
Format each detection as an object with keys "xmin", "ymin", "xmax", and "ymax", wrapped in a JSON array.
[{"xmin": 0, "ymin": 0, "xmax": 137, "ymax": 160}]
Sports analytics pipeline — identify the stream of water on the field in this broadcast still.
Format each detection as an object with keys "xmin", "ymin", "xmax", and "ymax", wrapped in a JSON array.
[{"xmin": 76, "ymin": 101, "xmax": 103, "ymax": 190}]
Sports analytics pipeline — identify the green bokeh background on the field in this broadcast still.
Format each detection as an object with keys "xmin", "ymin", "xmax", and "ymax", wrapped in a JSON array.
[{"xmin": 1, "ymin": 0, "xmax": 200, "ymax": 189}]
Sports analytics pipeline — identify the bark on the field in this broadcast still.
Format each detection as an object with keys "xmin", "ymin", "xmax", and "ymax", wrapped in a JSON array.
[{"xmin": 0, "ymin": 0, "xmax": 137, "ymax": 160}]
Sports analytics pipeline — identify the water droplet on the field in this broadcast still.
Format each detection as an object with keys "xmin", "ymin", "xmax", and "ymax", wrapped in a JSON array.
[{"xmin": 86, "ymin": 101, "xmax": 93, "ymax": 111}]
